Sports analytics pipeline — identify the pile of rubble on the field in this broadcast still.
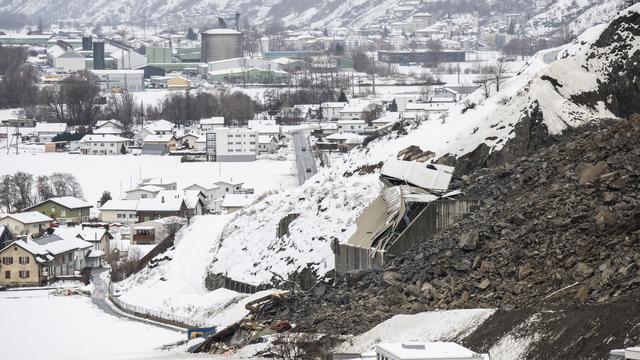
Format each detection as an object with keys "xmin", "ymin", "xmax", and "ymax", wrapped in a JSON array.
[{"xmin": 260, "ymin": 114, "xmax": 640, "ymax": 335}]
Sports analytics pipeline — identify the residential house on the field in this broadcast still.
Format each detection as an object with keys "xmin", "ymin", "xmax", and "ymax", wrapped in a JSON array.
[
  {"xmin": 258, "ymin": 135, "xmax": 278, "ymax": 154},
  {"xmin": 99, "ymin": 200, "xmax": 139, "ymax": 224},
  {"xmin": 0, "ymin": 240, "xmax": 53, "ymax": 287},
  {"xmin": 79, "ymin": 134, "xmax": 129, "ymax": 155},
  {"xmin": 77, "ymin": 226, "xmax": 113, "ymax": 257},
  {"xmin": 339, "ymin": 100, "xmax": 371, "ymax": 121},
  {"xmin": 136, "ymin": 196, "xmax": 188, "ymax": 223},
  {"xmin": 183, "ymin": 182, "xmax": 222, "ymax": 204},
  {"xmin": 337, "ymin": 119, "xmax": 367, "ymax": 134},
  {"xmin": 325, "ymin": 132, "xmax": 365, "ymax": 151},
  {"xmin": 200, "ymin": 117, "xmax": 225, "ymax": 132},
  {"xmin": 125, "ymin": 185, "xmax": 164, "ymax": 200},
  {"xmin": 177, "ymin": 133, "xmax": 200, "ymax": 149},
  {"xmin": 94, "ymin": 120, "xmax": 124, "ymax": 135},
  {"xmin": 22, "ymin": 196, "xmax": 92, "ymax": 224},
  {"xmin": 247, "ymin": 120, "xmax": 281, "ymax": 138},
  {"xmin": 221, "ymin": 194, "xmax": 256, "ymax": 213},
  {"xmin": 321, "ymin": 102, "xmax": 346, "ymax": 120},
  {"xmin": 139, "ymin": 178, "xmax": 177, "ymax": 190},
  {"xmin": 155, "ymin": 190, "xmax": 206, "ymax": 217},
  {"xmin": 0, "ymin": 212, "xmax": 54, "ymax": 237},
  {"xmin": 131, "ymin": 217, "xmax": 184, "ymax": 245},
  {"xmin": 34, "ymin": 122, "xmax": 67, "ymax": 143},
  {"xmin": 215, "ymin": 181, "xmax": 244, "ymax": 194},
  {"xmin": 33, "ymin": 231, "xmax": 92, "ymax": 277},
  {"xmin": 142, "ymin": 134, "xmax": 177, "ymax": 155}
]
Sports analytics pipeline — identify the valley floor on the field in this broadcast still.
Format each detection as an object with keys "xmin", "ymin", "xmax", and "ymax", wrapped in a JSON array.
[{"xmin": 0, "ymin": 289, "xmax": 193, "ymax": 360}]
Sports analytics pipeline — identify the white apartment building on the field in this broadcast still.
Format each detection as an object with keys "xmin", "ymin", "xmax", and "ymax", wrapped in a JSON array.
[
  {"xmin": 206, "ymin": 127, "xmax": 258, "ymax": 162},
  {"xmin": 78, "ymin": 134, "xmax": 129, "ymax": 155},
  {"xmin": 90, "ymin": 70, "xmax": 144, "ymax": 92}
]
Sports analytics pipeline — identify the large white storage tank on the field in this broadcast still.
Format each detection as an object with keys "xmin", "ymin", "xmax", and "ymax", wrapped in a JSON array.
[{"xmin": 200, "ymin": 29, "xmax": 243, "ymax": 62}]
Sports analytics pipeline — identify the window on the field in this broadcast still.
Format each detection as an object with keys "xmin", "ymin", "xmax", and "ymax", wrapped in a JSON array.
[
  {"xmin": 2, "ymin": 256, "xmax": 13, "ymax": 265},
  {"xmin": 18, "ymin": 270, "xmax": 30, "ymax": 279},
  {"xmin": 117, "ymin": 214, "xmax": 126, "ymax": 219},
  {"xmin": 68, "ymin": 253, "xmax": 73, "ymax": 262},
  {"xmin": 60, "ymin": 209, "xmax": 66, "ymax": 217},
  {"xmin": 141, "ymin": 194, "xmax": 148, "ymax": 198},
  {"xmin": 129, "ymin": 214, "xmax": 136, "ymax": 218},
  {"xmin": 4, "ymin": 271, "xmax": 9, "ymax": 279},
  {"xmin": 19, "ymin": 256, "xmax": 29, "ymax": 265}
]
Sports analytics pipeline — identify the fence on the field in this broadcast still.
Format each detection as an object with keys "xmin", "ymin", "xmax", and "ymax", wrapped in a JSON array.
[
  {"xmin": 206, "ymin": 273, "xmax": 271, "ymax": 294},
  {"xmin": 108, "ymin": 283, "xmax": 204, "ymax": 329}
]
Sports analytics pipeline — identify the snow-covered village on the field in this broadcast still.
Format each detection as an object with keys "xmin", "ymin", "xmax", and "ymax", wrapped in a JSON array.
[{"xmin": 0, "ymin": 0, "xmax": 640, "ymax": 359}]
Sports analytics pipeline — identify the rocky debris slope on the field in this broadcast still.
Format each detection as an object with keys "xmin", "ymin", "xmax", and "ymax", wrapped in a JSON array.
[{"xmin": 260, "ymin": 114, "xmax": 640, "ymax": 337}]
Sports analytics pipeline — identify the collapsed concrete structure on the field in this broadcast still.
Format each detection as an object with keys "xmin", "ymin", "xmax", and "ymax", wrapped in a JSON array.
[{"xmin": 334, "ymin": 157, "xmax": 482, "ymax": 275}]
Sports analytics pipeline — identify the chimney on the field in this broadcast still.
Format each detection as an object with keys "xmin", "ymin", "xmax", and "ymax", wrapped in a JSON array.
[{"xmin": 161, "ymin": 196, "xmax": 165, "ymax": 203}]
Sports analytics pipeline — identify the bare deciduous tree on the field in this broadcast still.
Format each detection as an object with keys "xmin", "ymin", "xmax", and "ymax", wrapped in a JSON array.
[{"xmin": 489, "ymin": 60, "xmax": 508, "ymax": 93}]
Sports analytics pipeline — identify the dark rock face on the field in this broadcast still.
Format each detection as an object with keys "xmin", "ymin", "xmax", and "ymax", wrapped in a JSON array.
[{"xmin": 259, "ymin": 114, "xmax": 640, "ymax": 344}]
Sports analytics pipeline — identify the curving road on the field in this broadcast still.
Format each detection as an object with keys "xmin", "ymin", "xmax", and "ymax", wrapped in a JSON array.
[{"xmin": 291, "ymin": 130, "xmax": 318, "ymax": 185}]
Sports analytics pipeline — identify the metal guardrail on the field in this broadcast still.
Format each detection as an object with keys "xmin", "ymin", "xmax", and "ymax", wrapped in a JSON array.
[{"xmin": 108, "ymin": 283, "xmax": 204, "ymax": 328}]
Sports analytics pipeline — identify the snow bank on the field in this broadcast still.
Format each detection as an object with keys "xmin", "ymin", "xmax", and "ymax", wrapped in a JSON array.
[
  {"xmin": 116, "ymin": 215, "xmax": 274, "ymax": 328},
  {"xmin": 336, "ymin": 309, "xmax": 496, "ymax": 353}
]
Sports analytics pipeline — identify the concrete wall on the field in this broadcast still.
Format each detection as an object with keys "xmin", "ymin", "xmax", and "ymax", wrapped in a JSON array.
[
  {"xmin": 335, "ymin": 242, "xmax": 385, "ymax": 276},
  {"xmin": 334, "ymin": 198, "xmax": 482, "ymax": 276},
  {"xmin": 388, "ymin": 198, "xmax": 483, "ymax": 255}
]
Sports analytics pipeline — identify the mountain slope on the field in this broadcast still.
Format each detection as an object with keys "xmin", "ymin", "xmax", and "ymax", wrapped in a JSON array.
[{"xmin": 205, "ymin": 3, "xmax": 640, "ymax": 288}]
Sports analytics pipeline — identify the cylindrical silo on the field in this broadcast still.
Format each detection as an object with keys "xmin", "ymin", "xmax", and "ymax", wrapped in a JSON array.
[{"xmin": 200, "ymin": 29, "xmax": 243, "ymax": 62}]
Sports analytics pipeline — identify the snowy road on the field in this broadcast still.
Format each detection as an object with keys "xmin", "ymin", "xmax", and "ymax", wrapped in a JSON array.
[{"xmin": 292, "ymin": 130, "xmax": 317, "ymax": 184}]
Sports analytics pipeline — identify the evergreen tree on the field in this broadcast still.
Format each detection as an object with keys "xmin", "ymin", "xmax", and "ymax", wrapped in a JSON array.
[
  {"xmin": 99, "ymin": 191, "xmax": 112, "ymax": 207},
  {"xmin": 186, "ymin": 27, "xmax": 197, "ymax": 41},
  {"xmin": 388, "ymin": 99, "xmax": 398, "ymax": 112},
  {"xmin": 120, "ymin": 143, "xmax": 127, "ymax": 154},
  {"xmin": 337, "ymin": 90, "xmax": 348, "ymax": 103}
]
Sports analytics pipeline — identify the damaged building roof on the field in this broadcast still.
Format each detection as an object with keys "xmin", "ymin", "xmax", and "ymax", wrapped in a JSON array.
[{"xmin": 380, "ymin": 159, "xmax": 454, "ymax": 193}]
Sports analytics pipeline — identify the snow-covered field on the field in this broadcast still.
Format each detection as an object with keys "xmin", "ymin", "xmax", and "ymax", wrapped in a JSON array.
[
  {"xmin": 115, "ymin": 215, "xmax": 274, "ymax": 328},
  {"xmin": 0, "ymin": 154, "xmax": 296, "ymax": 205},
  {"xmin": 0, "ymin": 290, "xmax": 188, "ymax": 360}
]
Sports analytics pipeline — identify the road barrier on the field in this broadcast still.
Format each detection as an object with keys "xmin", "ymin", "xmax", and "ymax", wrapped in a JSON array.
[{"xmin": 108, "ymin": 283, "xmax": 204, "ymax": 329}]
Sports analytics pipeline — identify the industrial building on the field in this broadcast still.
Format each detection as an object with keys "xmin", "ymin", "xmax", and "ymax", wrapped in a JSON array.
[
  {"xmin": 90, "ymin": 69, "xmax": 144, "ymax": 92},
  {"xmin": 206, "ymin": 127, "xmax": 258, "ymax": 162},
  {"xmin": 378, "ymin": 50, "xmax": 465, "ymax": 65},
  {"xmin": 200, "ymin": 29, "xmax": 243, "ymax": 63},
  {"xmin": 47, "ymin": 43, "xmax": 86, "ymax": 72}
]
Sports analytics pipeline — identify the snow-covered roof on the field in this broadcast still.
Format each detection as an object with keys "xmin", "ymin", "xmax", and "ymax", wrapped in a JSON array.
[
  {"xmin": 375, "ymin": 342, "xmax": 478, "ymax": 360},
  {"xmin": 380, "ymin": 160, "xmax": 454, "ymax": 192},
  {"xmin": 136, "ymin": 197, "xmax": 185, "ymax": 212},
  {"xmin": 0, "ymin": 239, "xmax": 48, "ymax": 256},
  {"xmin": 80, "ymin": 134, "xmax": 129, "ymax": 143},
  {"xmin": 321, "ymin": 102, "xmax": 347, "ymax": 108},
  {"xmin": 341, "ymin": 100, "xmax": 372, "ymax": 113},
  {"xmin": 77, "ymin": 227, "xmax": 110, "ymax": 242},
  {"xmin": 26, "ymin": 196, "xmax": 92, "ymax": 210},
  {"xmin": 221, "ymin": 194, "xmax": 256, "ymax": 209},
  {"xmin": 338, "ymin": 119, "xmax": 366, "ymax": 125},
  {"xmin": 183, "ymin": 182, "xmax": 220, "ymax": 191},
  {"xmin": 1, "ymin": 212, "xmax": 54, "ymax": 224},
  {"xmin": 145, "ymin": 119, "xmax": 174, "ymax": 132},
  {"xmin": 326, "ymin": 132, "xmax": 364, "ymax": 142},
  {"xmin": 95, "ymin": 120, "xmax": 123, "ymax": 128},
  {"xmin": 258, "ymin": 135, "xmax": 278, "ymax": 144},
  {"xmin": 201, "ymin": 29, "xmax": 242, "ymax": 35},
  {"xmin": 125, "ymin": 185, "xmax": 165, "ymax": 194},
  {"xmin": 143, "ymin": 134, "xmax": 176, "ymax": 143},
  {"xmin": 100, "ymin": 200, "xmax": 139, "ymax": 211},
  {"xmin": 155, "ymin": 190, "xmax": 203, "ymax": 209},
  {"xmin": 200, "ymin": 117, "xmax": 225, "ymax": 125},
  {"xmin": 34, "ymin": 122, "xmax": 67, "ymax": 133},
  {"xmin": 33, "ymin": 230, "xmax": 92, "ymax": 255},
  {"xmin": 92, "ymin": 127, "xmax": 123, "ymax": 135}
]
